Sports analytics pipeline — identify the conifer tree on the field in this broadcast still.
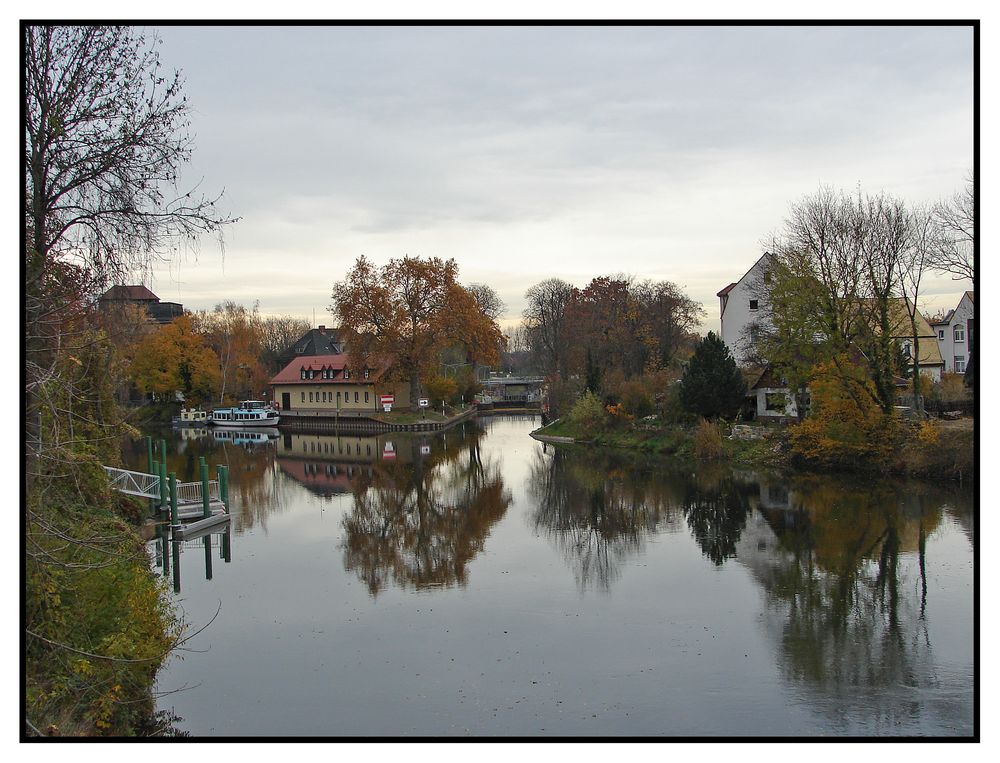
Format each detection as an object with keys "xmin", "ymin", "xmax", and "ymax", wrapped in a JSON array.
[{"xmin": 679, "ymin": 332, "xmax": 746, "ymax": 420}]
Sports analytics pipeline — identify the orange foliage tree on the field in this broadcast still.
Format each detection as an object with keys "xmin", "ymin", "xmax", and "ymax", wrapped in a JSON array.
[
  {"xmin": 790, "ymin": 359, "xmax": 899, "ymax": 469},
  {"xmin": 331, "ymin": 256, "xmax": 503, "ymax": 404},
  {"xmin": 130, "ymin": 314, "xmax": 220, "ymax": 405}
]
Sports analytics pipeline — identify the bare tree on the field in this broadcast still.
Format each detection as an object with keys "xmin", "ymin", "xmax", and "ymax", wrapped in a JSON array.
[
  {"xmin": 25, "ymin": 25, "xmax": 237, "ymax": 454},
  {"xmin": 931, "ymin": 174, "xmax": 974, "ymax": 282},
  {"xmin": 896, "ymin": 205, "xmax": 939, "ymax": 413},
  {"xmin": 522, "ymin": 278, "xmax": 574, "ymax": 378}
]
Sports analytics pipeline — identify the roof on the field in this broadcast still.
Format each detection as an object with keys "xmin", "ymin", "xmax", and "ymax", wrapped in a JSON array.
[
  {"xmin": 100, "ymin": 285, "xmax": 159, "ymax": 301},
  {"xmin": 269, "ymin": 353, "xmax": 390, "ymax": 385},
  {"xmin": 930, "ymin": 309, "xmax": 955, "ymax": 327},
  {"xmin": 965, "ymin": 290, "xmax": 974, "ymax": 304},
  {"xmin": 716, "ymin": 283, "xmax": 737, "ymax": 298}
]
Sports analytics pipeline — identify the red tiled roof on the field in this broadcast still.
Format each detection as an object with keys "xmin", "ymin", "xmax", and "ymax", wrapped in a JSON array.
[
  {"xmin": 269, "ymin": 353, "xmax": 390, "ymax": 385},
  {"xmin": 101, "ymin": 285, "xmax": 159, "ymax": 301},
  {"xmin": 716, "ymin": 283, "xmax": 737, "ymax": 298}
]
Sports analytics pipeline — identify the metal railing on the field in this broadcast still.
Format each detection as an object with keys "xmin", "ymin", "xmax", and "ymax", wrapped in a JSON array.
[
  {"xmin": 175, "ymin": 479, "xmax": 221, "ymax": 505},
  {"xmin": 104, "ymin": 466, "xmax": 161, "ymax": 498}
]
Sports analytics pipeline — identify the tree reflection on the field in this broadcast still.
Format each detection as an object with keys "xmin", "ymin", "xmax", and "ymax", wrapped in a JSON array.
[
  {"xmin": 340, "ymin": 426, "xmax": 512, "ymax": 596},
  {"xmin": 742, "ymin": 475, "xmax": 972, "ymax": 732},
  {"xmin": 680, "ymin": 462, "xmax": 757, "ymax": 566},
  {"xmin": 527, "ymin": 447, "xmax": 684, "ymax": 591}
]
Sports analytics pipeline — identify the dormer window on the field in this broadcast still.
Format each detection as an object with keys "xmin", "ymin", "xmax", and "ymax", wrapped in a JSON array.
[
  {"xmin": 300, "ymin": 368, "xmax": 306, "ymax": 380},
  {"xmin": 344, "ymin": 368, "xmax": 350, "ymax": 380},
  {"xmin": 363, "ymin": 368, "xmax": 370, "ymax": 379}
]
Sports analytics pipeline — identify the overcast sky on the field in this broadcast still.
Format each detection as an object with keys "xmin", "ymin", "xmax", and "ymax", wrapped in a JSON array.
[{"xmin": 142, "ymin": 23, "xmax": 974, "ymax": 333}]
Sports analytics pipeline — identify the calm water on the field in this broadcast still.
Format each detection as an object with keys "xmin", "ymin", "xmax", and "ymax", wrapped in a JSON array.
[{"xmin": 127, "ymin": 415, "xmax": 975, "ymax": 737}]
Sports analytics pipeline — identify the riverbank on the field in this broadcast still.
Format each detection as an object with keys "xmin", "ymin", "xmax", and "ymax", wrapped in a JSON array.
[{"xmin": 531, "ymin": 416, "xmax": 974, "ymax": 481}]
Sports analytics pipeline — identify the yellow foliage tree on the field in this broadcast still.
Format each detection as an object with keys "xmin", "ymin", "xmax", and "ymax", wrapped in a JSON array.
[
  {"xmin": 790, "ymin": 359, "xmax": 898, "ymax": 469},
  {"xmin": 130, "ymin": 314, "xmax": 220, "ymax": 405}
]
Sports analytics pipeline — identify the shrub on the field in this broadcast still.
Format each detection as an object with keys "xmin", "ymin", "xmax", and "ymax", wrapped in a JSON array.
[
  {"xmin": 567, "ymin": 390, "xmax": 608, "ymax": 436},
  {"xmin": 424, "ymin": 375, "xmax": 458, "ymax": 408},
  {"xmin": 693, "ymin": 418, "xmax": 725, "ymax": 460},
  {"xmin": 789, "ymin": 361, "xmax": 899, "ymax": 469},
  {"xmin": 620, "ymin": 379, "xmax": 654, "ymax": 419}
]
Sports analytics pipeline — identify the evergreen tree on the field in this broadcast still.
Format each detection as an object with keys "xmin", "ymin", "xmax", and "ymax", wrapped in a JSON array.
[{"xmin": 679, "ymin": 332, "xmax": 746, "ymax": 420}]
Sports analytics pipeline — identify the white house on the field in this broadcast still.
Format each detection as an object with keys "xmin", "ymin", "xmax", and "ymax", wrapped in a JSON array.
[
  {"xmin": 717, "ymin": 252, "xmax": 774, "ymax": 366},
  {"xmin": 930, "ymin": 291, "xmax": 975, "ymax": 374}
]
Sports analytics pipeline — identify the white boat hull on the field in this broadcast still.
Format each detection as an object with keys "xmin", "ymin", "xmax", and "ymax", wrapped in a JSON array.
[{"xmin": 211, "ymin": 415, "xmax": 281, "ymax": 427}]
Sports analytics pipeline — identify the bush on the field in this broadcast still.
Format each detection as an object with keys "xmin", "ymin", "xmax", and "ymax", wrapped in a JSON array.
[
  {"xmin": 619, "ymin": 379, "xmax": 655, "ymax": 419},
  {"xmin": 567, "ymin": 390, "xmax": 608, "ymax": 436},
  {"xmin": 693, "ymin": 418, "xmax": 725, "ymax": 460},
  {"xmin": 424, "ymin": 375, "xmax": 458, "ymax": 407},
  {"xmin": 789, "ymin": 361, "xmax": 899, "ymax": 470}
]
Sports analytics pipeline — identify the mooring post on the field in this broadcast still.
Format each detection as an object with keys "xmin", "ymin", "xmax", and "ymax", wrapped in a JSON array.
[
  {"xmin": 159, "ymin": 460, "xmax": 169, "ymax": 510},
  {"xmin": 217, "ymin": 464, "xmax": 230, "ymax": 512},
  {"xmin": 203, "ymin": 535, "xmax": 213, "ymax": 581},
  {"xmin": 200, "ymin": 456, "xmax": 211, "ymax": 518},
  {"xmin": 146, "ymin": 436, "xmax": 154, "ymax": 475},
  {"xmin": 169, "ymin": 472, "xmax": 179, "ymax": 529},
  {"xmin": 222, "ymin": 524, "xmax": 232, "ymax": 563},
  {"xmin": 161, "ymin": 527, "xmax": 170, "ymax": 578},
  {"xmin": 171, "ymin": 541, "xmax": 181, "ymax": 594}
]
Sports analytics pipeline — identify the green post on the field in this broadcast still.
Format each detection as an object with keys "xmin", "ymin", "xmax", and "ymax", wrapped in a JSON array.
[
  {"xmin": 161, "ymin": 528, "xmax": 170, "ymax": 578},
  {"xmin": 223, "ymin": 525, "xmax": 232, "ymax": 563},
  {"xmin": 159, "ymin": 460, "xmax": 168, "ymax": 509},
  {"xmin": 203, "ymin": 536, "xmax": 214, "ymax": 581},
  {"xmin": 159, "ymin": 437, "xmax": 168, "ymax": 472},
  {"xmin": 146, "ymin": 436, "xmax": 154, "ymax": 474},
  {"xmin": 171, "ymin": 541, "xmax": 181, "ymax": 593},
  {"xmin": 169, "ymin": 472, "xmax": 179, "ymax": 526},
  {"xmin": 217, "ymin": 465, "xmax": 229, "ymax": 512},
  {"xmin": 200, "ymin": 456, "xmax": 211, "ymax": 518}
]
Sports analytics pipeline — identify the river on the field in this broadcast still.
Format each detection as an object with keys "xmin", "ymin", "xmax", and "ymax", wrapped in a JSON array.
[{"xmin": 125, "ymin": 414, "xmax": 975, "ymax": 737}]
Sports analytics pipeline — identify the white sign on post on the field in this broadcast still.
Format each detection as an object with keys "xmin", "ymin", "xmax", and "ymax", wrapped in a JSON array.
[
  {"xmin": 380, "ymin": 394, "xmax": 394, "ymax": 413},
  {"xmin": 418, "ymin": 398, "xmax": 429, "ymax": 408}
]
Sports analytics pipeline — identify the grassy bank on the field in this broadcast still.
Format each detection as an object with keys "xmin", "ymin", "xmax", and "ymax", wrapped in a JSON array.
[
  {"xmin": 533, "ymin": 415, "xmax": 973, "ymax": 480},
  {"xmin": 25, "ymin": 461, "xmax": 181, "ymax": 736}
]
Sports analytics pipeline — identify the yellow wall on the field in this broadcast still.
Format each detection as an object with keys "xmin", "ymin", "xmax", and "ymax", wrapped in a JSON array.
[{"xmin": 272, "ymin": 380, "xmax": 413, "ymax": 411}]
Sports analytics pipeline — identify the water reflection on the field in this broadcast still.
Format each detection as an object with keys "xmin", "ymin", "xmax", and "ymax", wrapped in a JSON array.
[
  {"xmin": 528, "ymin": 443, "xmax": 973, "ymax": 732},
  {"xmin": 527, "ymin": 447, "xmax": 685, "ymax": 591},
  {"xmin": 147, "ymin": 521, "xmax": 232, "ymax": 594},
  {"xmin": 339, "ymin": 424, "xmax": 513, "ymax": 596}
]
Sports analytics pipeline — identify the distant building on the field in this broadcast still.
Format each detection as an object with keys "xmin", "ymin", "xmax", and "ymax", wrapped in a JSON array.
[
  {"xmin": 717, "ymin": 253, "xmax": 774, "ymax": 365},
  {"xmin": 97, "ymin": 285, "xmax": 183, "ymax": 324},
  {"xmin": 276, "ymin": 325, "xmax": 345, "ymax": 370},
  {"xmin": 930, "ymin": 291, "xmax": 975, "ymax": 374}
]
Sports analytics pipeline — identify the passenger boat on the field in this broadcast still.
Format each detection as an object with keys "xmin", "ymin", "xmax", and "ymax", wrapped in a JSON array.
[{"xmin": 210, "ymin": 400, "xmax": 281, "ymax": 427}]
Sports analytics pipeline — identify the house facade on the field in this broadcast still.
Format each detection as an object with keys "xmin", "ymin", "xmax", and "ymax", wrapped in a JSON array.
[
  {"xmin": 717, "ymin": 253, "xmax": 774, "ymax": 365},
  {"xmin": 269, "ymin": 354, "xmax": 412, "ymax": 413},
  {"xmin": 930, "ymin": 291, "xmax": 975, "ymax": 374}
]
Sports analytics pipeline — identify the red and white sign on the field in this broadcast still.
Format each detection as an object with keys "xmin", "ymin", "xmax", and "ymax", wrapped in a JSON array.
[
  {"xmin": 382, "ymin": 442, "xmax": 396, "ymax": 460},
  {"xmin": 380, "ymin": 395, "xmax": 394, "ymax": 405}
]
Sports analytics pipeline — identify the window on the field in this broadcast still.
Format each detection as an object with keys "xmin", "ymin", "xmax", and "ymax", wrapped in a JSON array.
[
  {"xmin": 300, "ymin": 368, "xmax": 306, "ymax": 379},
  {"xmin": 955, "ymin": 356, "xmax": 966, "ymax": 373},
  {"xmin": 938, "ymin": 329, "xmax": 945, "ymax": 341},
  {"xmin": 354, "ymin": 391, "xmax": 359, "ymax": 403},
  {"xmin": 365, "ymin": 391, "xmax": 369, "ymax": 403},
  {"xmin": 749, "ymin": 299, "xmax": 759, "ymax": 311},
  {"xmin": 954, "ymin": 325, "xmax": 965, "ymax": 342},
  {"xmin": 344, "ymin": 368, "xmax": 350, "ymax": 379},
  {"xmin": 322, "ymin": 391, "xmax": 327, "ymax": 402},
  {"xmin": 363, "ymin": 368, "xmax": 370, "ymax": 379},
  {"xmin": 309, "ymin": 391, "xmax": 313, "ymax": 402},
  {"xmin": 301, "ymin": 391, "xmax": 305, "ymax": 402}
]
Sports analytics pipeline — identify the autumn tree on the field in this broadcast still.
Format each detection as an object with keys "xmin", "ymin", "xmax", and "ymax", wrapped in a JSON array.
[
  {"xmin": 331, "ymin": 256, "xmax": 503, "ymax": 404},
  {"xmin": 130, "ymin": 314, "xmax": 220, "ymax": 405},
  {"xmin": 196, "ymin": 301, "xmax": 266, "ymax": 403}
]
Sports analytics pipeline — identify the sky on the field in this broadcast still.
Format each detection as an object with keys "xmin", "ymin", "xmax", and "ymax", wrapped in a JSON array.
[{"xmin": 121, "ymin": 23, "xmax": 973, "ymax": 334}]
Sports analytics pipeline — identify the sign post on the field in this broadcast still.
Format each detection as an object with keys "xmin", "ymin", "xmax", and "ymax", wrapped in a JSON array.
[{"xmin": 380, "ymin": 394, "xmax": 394, "ymax": 413}]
